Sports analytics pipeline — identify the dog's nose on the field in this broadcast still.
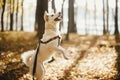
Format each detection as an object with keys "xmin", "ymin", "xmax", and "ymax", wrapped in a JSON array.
[{"xmin": 58, "ymin": 12, "xmax": 61, "ymax": 15}]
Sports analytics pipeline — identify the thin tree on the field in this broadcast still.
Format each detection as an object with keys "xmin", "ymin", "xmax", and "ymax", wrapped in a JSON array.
[
  {"xmin": 103, "ymin": 0, "xmax": 106, "ymax": 34},
  {"xmin": 66, "ymin": 0, "xmax": 77, "ymax": 40},
  {"xmin": 6, "ymin": 1, "xmax": 10, "ymax": 31},
  {"xmin": 68, "ymin": 0, "xmax": 77, "ymax": 33},
  {"xmin": 52, "ymin": 0, "xmax": 56, "ymax": 13},
  {"xmin": 20, "ymin": 0, "xmax": 24, "ymax": 31},
  {"xmin": 1, "ymin": 0, "xmax": 6, "ymax": 32},
  {"xmin": 10, "ymin": 0, "xmax": 14, "ymax": 31},
  {"xmin": 114, "ymin": 0, "xmax": 119, "ymax": 34},
  {"xmin": 15, "ymin": 0, "xmax": 19, "ymax": 31},
  {"xmin": 60, "ymin": 0, "xmax": 65, "ymax": 31},
  {"xmin": 106, "ymin": 0, "xmax": 109, "ymax": 33}
]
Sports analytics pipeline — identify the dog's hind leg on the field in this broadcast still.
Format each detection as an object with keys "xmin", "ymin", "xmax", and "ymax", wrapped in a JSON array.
[{"xmin": 36, "ymin": 62, "xmax": 45, "ymax": 80}]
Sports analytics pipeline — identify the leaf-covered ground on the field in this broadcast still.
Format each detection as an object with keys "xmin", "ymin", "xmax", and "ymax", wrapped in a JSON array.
[{"xmin": 0, "ymin": 32, "xmax": 120, "ymax": 80}]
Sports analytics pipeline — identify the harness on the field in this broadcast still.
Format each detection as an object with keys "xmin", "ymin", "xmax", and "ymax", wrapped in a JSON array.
[
  {"xmin": 40, "ymin": 35, "xmax": 61, "ymax": 46},
  {"xmin": 32, "ymin": 35, "xmax": 61, "ymax": 80}
]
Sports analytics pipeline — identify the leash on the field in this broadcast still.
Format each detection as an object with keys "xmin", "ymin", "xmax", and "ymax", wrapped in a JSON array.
[
  {"xmin": 32, "ymin": 35, "xmax": 61, "ymax": 80},
  {"xmin": 32, "ymin": 39, "xmax": 41, "ymax": 80}
]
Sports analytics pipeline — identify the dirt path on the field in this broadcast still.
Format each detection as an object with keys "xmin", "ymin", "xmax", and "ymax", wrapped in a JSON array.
[{"xmin": 62, "ymin": 36, "xmax": 99, "ymax": 80}]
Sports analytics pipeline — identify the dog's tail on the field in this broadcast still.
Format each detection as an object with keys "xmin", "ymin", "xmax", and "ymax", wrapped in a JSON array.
[{"xmin": 21, "ymin": 50, "xmax": 35, "ymax": 66}]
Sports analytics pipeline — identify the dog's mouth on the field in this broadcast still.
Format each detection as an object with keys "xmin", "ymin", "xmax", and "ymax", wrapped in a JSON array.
[{"xmin": 54, "ymin": 15, "xmax": 62, "ymax": 21}]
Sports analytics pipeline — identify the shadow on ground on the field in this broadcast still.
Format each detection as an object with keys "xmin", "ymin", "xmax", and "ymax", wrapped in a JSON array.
[{"xmin": 115, "ymin": 35, "xmax": 120, "ymax": 80}]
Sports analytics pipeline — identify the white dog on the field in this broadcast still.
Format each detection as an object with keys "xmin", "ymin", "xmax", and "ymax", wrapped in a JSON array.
[{"xmin": 21, "ymin": 11, "xmax": 68, "ymax": 80}]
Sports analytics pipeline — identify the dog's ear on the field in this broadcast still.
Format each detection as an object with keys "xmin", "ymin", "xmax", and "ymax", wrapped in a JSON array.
[{"xmin": 44, "ymin": 11, "xmax": 49, "ymax": 21}]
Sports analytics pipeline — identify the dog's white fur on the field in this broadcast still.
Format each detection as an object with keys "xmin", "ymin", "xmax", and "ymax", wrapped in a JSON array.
[{"xmin": 21, "ymin": 11, "xmax": 68, "ymax": 80}]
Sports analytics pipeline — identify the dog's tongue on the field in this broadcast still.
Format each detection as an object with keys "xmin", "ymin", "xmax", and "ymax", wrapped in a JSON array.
[{"xmin": 58, "ymin": 16, "xmax": 62, "ymax": 20}]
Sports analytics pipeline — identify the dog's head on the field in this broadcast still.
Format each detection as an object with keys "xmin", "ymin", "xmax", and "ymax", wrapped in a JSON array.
[{"xmin": 44, "ymin": 11, "xmax": 62, "ymax": 24}]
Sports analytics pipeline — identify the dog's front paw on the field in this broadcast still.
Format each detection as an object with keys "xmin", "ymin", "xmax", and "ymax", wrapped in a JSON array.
[
  {"xmin": 64, "ymin": 56, "xmax": 69, "ymax": 60},
  {"xmin": 63, "ymin": 54, "xmax": 69, "ymax": 60}
]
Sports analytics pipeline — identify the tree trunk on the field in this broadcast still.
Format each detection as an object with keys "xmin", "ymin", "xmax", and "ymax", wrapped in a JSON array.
[
  {"xmin": 35, "ymin": 0, "xmax": 48, "ymax": 39},
  {"xmin": 68, "ymin": 0, "xmax": 77, "ymax": 33},
  {"xmin": 16, "ymin": 0, "xmax": 19, "ymax": 31},
  {"xmin": 103, "ymin": 0, "xmax": 106, "ymax": 34},
  {"xmin": 66, "ymin": 0, "xmax": 76, "ymax": 40},
  {"xmin": 34, "ymin": 21, "xmax": 38, "ymax": 31},
  {"xmin": 106, "ymin": 0, "xmax": 109, "ymax": 33},
  {"xmin": 1, "ymin": 0, "xmax": 6, "ymax": 32},
  {"xmin": 21, "ymin": 0, "xmax": 24, "ymax": 31},
  {"xmin": 10, "ymin": 0, "xmax": 14, "ymax": 31},
  {"xmin": 114, "ymin": 0, "xmax": 119, "ymax": 35},
  {"xmin": 60, "ymin": 0, "xmax": 65, "ymax": 31},
  {"xmin": 6, "ymin": 1, "xmax": 9, "ymax": 31},
  {"xmin": 6, "ymin": 11, "xmax": 9, "ymax": 31},
  {"xmin": 52, "ymin": 0, "xmax": 56, "ymax": 13}
]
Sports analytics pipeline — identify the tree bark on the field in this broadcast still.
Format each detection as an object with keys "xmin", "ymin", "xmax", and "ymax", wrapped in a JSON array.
[{"xmin": 1, "ymin": 0, "xmax": 6, "ymax": 32}]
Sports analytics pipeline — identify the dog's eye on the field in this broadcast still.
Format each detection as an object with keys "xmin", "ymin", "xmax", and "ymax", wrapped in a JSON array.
[{"xmin": 51, "ymin": 15, "xmax": 54, "ymax": 17}]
